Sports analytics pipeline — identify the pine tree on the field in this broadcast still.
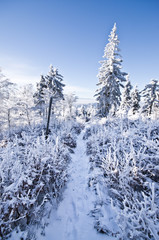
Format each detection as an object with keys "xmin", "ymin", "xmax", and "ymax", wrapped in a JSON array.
[
  {"xmin": 45, "ymin": 65, "xmax": 65, "ymax": 102},
  {"xmin": 95, "ymin": 23, "xmax": 127, "ymax": 117},
  {"xmin": 130, "ymin": 86, "xmax": 141, "ymax": 114},
  {"xmin": 120, "ymin": 76, "xmax": 133, "ymax": 113},
  {"xmin": 141, "ymin": 79, "xmax": 159, "ymax": 115},
  {"xmin": 34, "ymin": 66, "xmax": 65, "ymax": 119},
  {"xmin": 33, "ymin": 75, "xmax": 47, "ymax": 115}
]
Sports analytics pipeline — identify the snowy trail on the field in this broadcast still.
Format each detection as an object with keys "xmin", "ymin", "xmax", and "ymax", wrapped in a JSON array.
[{"xmin": 41, "ymin": 127, "xmax": 113, "ymax": 240}]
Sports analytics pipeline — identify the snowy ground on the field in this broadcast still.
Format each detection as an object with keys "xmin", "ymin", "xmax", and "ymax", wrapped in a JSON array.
[{"xmin": 38, "ymin": 126, "xmax": 115, "ymax": 240}]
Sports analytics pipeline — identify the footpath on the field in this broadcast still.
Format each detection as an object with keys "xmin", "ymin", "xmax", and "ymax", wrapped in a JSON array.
[{"xmin": 42, "ymin": 127, "xmax": 114, "ymax": 240}]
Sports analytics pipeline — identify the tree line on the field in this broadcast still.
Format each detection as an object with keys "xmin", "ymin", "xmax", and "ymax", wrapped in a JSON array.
[
  {"xmin": 95, "ymin": 23, "xmax": 159, "ymax": 118},
  {"xmin": 0, "ymin": 23, "xmax": 159, "ymax": 134}
]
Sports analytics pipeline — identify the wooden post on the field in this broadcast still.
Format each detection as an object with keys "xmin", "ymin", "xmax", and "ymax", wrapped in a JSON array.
[{"xmin": 46, "ymin": 97, "xmax": 53, "ymax": 138}]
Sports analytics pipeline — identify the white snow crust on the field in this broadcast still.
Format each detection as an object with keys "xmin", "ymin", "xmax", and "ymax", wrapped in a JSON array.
[{"xmin": 38, "ymin": 127, "xmax": 115, "ymax": 240}]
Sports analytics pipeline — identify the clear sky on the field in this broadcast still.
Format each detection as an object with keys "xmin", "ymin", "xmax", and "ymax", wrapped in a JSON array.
[{"xmin": 0, "ymin": 0, "xmax": 159, "ymax": 99}]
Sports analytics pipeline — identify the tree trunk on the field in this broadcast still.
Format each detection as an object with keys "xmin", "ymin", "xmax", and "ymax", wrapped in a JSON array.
[{"xmin": 46, "ymin": 97, "xmax": 53, "ymax": 138}]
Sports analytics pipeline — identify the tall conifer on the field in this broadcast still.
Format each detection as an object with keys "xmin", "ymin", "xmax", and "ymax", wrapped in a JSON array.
[{"xmin": 95, "ymin": 23, "xmax": 127, "ymax": 117}]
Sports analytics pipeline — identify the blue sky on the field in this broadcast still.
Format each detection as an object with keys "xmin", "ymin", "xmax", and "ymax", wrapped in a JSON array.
[{"xmin": 0, "ymin": 0, "xmax": 159, "ymax": 98}]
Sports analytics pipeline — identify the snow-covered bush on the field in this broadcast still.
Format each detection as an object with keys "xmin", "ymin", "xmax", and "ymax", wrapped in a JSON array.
[
  {"xmin": 0, "ymin": 118, "xmax": 80, "ymax": 239},
  {"xmin": 86, "ymin": 117, "xmax": 159, "ymax": 239}
]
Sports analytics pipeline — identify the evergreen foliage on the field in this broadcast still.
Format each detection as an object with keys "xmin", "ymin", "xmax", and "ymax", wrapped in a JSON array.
[
  {"xmin": 45, "ymin": 65, "xmax": 65, "ymax": 102},
  {"xmin": 34, "ymin": 75, "xmax": 47, "ymax": 107},
  {"xmin": 130, "ymin": 86, "xmax": 141, "ymax": 114},
  {"xmin": 34, "ymin": 65, "xmax": 65, "ymax": 117},
  {"xmin": 33, "ymin": 75, "xmax": 47, "ymax": 115},
  {"xmin": 120, "ymin": 76, "xmax": 133, "ymax": 113},
  {"xmin": 95, "ymin": 23, "xmax": 127, "ymax": 117},
  {"xmin": 141, "ymin": 79, "xmax": 159, "ymax": 115}
]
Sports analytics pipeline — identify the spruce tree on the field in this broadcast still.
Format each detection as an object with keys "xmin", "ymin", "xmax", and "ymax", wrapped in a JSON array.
[
  {"xmin": 34, "ymin": 65, "xmax": 65, "ymax": 119},
  {"xmin": 141, "ymin": 79, "xmax": 159, "ymax": 115},
  {"xmin": 33, "ymin": 75, "xmax": 47, "ymax": 115},
  {"xmin": 120, "ymin": 76, "xmax": 133, "ymax": 113},
  {"xmin": 130, "ymin": 86, "xmax": 141, "ymax": 114},
  {"xmin": 95, "ymin": 23, "xmax": 127, "ymax": 117},
  {"xmin": 45, "ymin": 65, "xmax": 65, "ymax": 102}
]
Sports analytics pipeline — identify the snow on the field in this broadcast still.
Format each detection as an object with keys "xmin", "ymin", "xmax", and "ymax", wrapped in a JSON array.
[
  {"xmin": 1, "ymin": 114, "xmax": 159, "ymax": 239},
  {"xmin": 38, "ymin": 126, "xmax": 115, "ymax": 240}
]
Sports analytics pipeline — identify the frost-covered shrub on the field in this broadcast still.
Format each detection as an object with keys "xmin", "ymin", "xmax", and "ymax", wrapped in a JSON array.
[
  {"xmin": 0, "ymin": 118, "xmax": 80, "ymax": 239},
  {"xmin": 0, "ymin": 133, "xmax": 69, "ymax": 238},
  {"xmin": 87, "ymin": 117, "xmax": 159, "ymax": 239}
]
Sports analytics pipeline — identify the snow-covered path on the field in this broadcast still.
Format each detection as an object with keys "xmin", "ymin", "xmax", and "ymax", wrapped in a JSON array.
[{"xmin": 41, "ymin": 127, "xmax": 112, "ymax": 240}]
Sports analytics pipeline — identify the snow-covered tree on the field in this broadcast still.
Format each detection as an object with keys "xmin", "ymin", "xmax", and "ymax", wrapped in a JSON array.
[
  {"xmin": 34, "ymin": 75, "xmax": 47, "ymax": 115},
  {"xmin": 141, "ymin": 79, "xmax": 159, "ymax": 115},
  {"xmin": 45, "ymin": 65, "xmax": 65, "ymax": 103},
  {"xmin": 61, "ymin": 93, "xmax": 78, "ymax": 118},
  {"xmin": 34, "ymin": 66, "xmax": 65, "ymax": 118},
  {"xmin": 0, "ymin": 71, "xmax": 18, "ymax": 130},
  {"xmin": 0, "ymin": 71, "xmax": 15, "ymax": 100},
  {"xmin": 120, "ymin": 76, "xmax": 132, "ymax": 114},
  {"xmin": 130, "ymin": 86, "xmax": 141, "ymax": 114},
  {"xmin": 17, "ymin": 84, "xmax": 35, "ymax": 126},
  {"xmin": 77, "ymin": 105, "xmax": 87, "ymax": 119},
  {"xmin": 95, "ymin": 23, "xmax": 127, "ymax": 117}
]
